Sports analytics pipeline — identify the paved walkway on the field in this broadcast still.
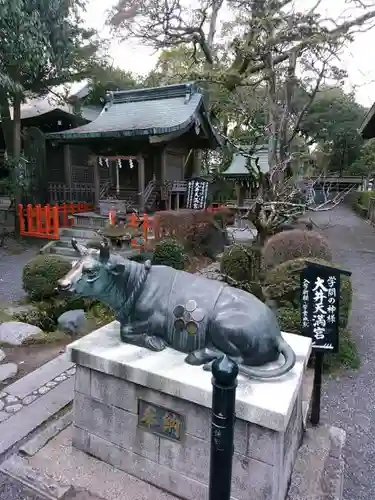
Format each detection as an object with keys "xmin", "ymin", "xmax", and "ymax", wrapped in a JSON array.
[
  {"xmin": 309, "ymin": 205, "xmax": 375, "ymax": 499},
  {"xmin": 0, "ymin": 248, "xmax": 36, "ymax": 304}
]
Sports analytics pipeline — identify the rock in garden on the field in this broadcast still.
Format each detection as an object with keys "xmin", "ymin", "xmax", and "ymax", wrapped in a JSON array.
[
  {"xmin": 57, "ymin": 310, "xmax": 86, "ymax": 336},
  {"xmin": 0, "ymin": 321, "xmax": 42, "ymax": 346},
  {"xmin": 0, "ymin": 363, "xmax": 18, "ymax": 382},
  {"xmin": 0, "ymin": 349, "xmax": 5, "ymax": 362}
]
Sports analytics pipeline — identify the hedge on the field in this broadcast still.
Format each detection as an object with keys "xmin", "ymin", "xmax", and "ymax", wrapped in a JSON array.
[
  {"xmin": 22, "ymin": 255, "xmax": 72, "ymax": 301},
  {"xmin": 263, "ymin": 229, "xmax": 332, "ymax": 270}
]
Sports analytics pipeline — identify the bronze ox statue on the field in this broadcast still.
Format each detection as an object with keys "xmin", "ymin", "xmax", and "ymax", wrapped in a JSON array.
[{"xmin": 57, "ymin": 239, "xmax": 296, "ymax": 379}]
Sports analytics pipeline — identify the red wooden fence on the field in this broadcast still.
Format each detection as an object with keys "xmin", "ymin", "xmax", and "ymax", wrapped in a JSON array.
[
  {"xmin": 18, "ymin": 203, "xmax": 93, "ymax": 240},
  {"xmin": 126, "ymin": 213, "xmax": 151, "ymax": 249},
  {"xmin": 18, "ymin": 204, "xmax": 59, "ymax": 240}
]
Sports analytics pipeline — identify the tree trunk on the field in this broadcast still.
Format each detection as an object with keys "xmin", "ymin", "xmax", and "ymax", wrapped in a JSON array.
[
  {"xmin": 13, "ymin": 94, "xmax": 21, "ymax": 160},
  {"xmin": 0, "ymin": 93, "xmax": 14, "ymax": 155},
  {"xmin": 12, "ymin": 94, "xmax": 22, "ymax": 235}
]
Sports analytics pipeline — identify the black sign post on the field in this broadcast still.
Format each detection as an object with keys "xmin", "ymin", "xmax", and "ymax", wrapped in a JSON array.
[
  {"xmin": 300, "ymin": 261, "xmax": 351, "ymax": 426},
  {"xmin": 208, "ymin": 355, "xmax": 238, "ymax": 500}
]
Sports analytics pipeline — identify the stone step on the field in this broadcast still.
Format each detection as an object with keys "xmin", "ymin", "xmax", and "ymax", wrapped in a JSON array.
[
  {"xmin": 0, "ymin": 354, "xmax": 75, "ymax": 455},
  {"xmin": 57, "ymin": 237, "xmax": 101, "ymax": 249},
  {"xmin": 50, "ymin": 246, "xmax": 79, "ymax": 258},
  {"xmin": 59, "ymin": 228, "xmax": 100, "ymax": 239},
  {"xmin": 287, "ymin": 424, "xmax": 345, "ymax": 500}
]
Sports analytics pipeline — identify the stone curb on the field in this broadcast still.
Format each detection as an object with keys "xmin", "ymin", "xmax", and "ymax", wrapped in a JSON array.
[
  {"xmin": 0, "ymin": 354, "xmax": 75, "ymax": 455},
  {"xmin": 19, "ymin": 412, "xmax": 72, "ymax": 457},
  {"xmin": 0, "ymin": 454, "xmax": 72, "ymax": 499}
]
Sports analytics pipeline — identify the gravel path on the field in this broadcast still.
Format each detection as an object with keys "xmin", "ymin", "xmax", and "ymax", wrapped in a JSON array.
[
  {"xmin": 308, "ymin": 205, "xmax": 375, "ymax": 499},
  {"xmin": 0, "ymin": 248, "xmax": 37, "ymax": 304}
]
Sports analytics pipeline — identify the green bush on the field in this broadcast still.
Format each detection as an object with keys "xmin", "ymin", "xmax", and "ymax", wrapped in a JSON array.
[
  {"xmin": 185, "ymin": 222, "xmax": 227, "ymax": 259},
  {"xmin": 353, "ymin": 203, "xmax": 368, "ymax": 218},
  {"xmin": 357, "ymin": 190, "xmax": 375, "ymax": 208},
  {"xmin": 262, "ymin": 229, "xmax": 332, "ymax": 270},
  {"xmin": 220, "ymin": 244, "xmax": 262, "ymax": 282},
  {"xmin": 22, "ymin": 255, "xmax": 72, "ymax": 300},
  {"xmin": 152, "ymin": 239, "xmax": 185, "ymax": 270},
  {"xmin": 277, "ymin": 306, "xmax": 300, "ymax": 334},
  {"xmin": 324, "ymin": 328, "xmax": 360, "ymax": 372},
  {"xmin": 86, "ymin": 302, "xmax": 115, "ymax": 328},
  {"xmin": 14, "ymin": 296, "xmax": 93, "ymax": 332},
  {"xmin": 264, "ymin": 257, "xmax": 352, "ymax": 329}
]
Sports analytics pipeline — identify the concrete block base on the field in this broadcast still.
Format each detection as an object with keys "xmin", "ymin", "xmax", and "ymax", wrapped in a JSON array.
[{"xmin": 68, "ymin": 322, "xmax": 311, "ymax": 500}]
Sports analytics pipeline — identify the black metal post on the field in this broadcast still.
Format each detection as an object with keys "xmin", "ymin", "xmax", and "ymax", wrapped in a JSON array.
[
  {"xmin": 208, "ymin": 355, "xmax": 238, "ymax": 500},
  {"xmin": 310, "ymin": 351, "xmax": 324, "ymax": 426}
]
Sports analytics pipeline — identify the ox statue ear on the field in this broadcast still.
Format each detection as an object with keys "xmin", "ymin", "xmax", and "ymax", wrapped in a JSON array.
[
  {"xmin": 71, "ymin": 238, "xmax": 89, "ymax": 256},
  {"xmin": 99, "ymin": 240, "xmax": 110, "ymax": 263}
]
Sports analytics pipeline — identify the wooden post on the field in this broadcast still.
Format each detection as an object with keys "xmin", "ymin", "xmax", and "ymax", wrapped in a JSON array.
[
  {"xmin": 92, "ymin": 156, "xmax": 100, "ymax": 209},
  {"xmin": 193, "ymin": 149, "xmax": 202, "ymax": 177},
  {"xmin": 138, "ymin": 155, "xmax": 145, "ymax": 213},
  {"xmin": 161, "ymin": 148, "xmax": 167, "ymax": 183},
  {"xmin": 235, "ymin": 183, "xmax": 241, "ymax": 206},
  {"xmin": 63, "ymin": 145, "xmax": 72, "ymax": 199}
]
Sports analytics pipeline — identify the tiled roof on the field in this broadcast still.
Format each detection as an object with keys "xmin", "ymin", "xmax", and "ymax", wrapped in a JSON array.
[
  {"xmin": 223, "ymin": 145, "xmax": 269, "ymax": 176},
  {"xmin": 46, "ymin": 82, "xmax": 217, "ymax": 141}
]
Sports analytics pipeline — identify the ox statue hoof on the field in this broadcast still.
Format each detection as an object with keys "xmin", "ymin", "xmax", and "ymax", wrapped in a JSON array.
[{"xmin": 145, "ymin": 335, "xmax": 167, "ymax": 352}]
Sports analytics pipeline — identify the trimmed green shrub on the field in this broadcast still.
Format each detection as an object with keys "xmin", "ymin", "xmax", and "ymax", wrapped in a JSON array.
[
  {"xmin": 152, "ymin": 238, "xmax": 185, "ymax": 270},
  {"xmin": 264, "ymin": 257, "xmax": 352, "ymax": 329},
  {"xmin": 220, "ymin": 244, "xmax": 262, "ymax": 282},
  {"xmin": 353, "ymin": 203, "xmax": 368, "ymax": 218},
  {"xmin": 324, "ymin": 328, "xmax": 360, "ymax": 372},
  {"xmin": 22, "ymin": 255, "xmax": 72, "ymax": 300},
  {"xmin": 262, "ymin": 229, "xmax": 332, "ymax": 270},
  {"xmin": 185, "ymin": 222, "xmax": 227, "ymax": 259},
  {"xmin": 357, "ymin": 190, "xmax": 375, "ymax": 208},
  {"xmin": 277, "ymin": 306, "xmax": 300, "ymax": 334},
  {"xmin": 86, "ymin": 302, "xmax": 115, "ymax": 328}
]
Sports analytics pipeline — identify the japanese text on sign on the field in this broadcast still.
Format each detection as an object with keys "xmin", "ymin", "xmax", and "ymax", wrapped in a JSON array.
[
  {"xmin": 138, "ymin": 399, "xmax": 185, "ymax": 442},
  {"xmin": 300, "ymin": 264, "xmax": 341, "ymax": 353},
  {"xmin": 312, "ymin": 276, "xmax": 337, "ymax": 349},
  {"xmin": 302, "ymin": 277, "xmax": 310, "ymax": 328}
]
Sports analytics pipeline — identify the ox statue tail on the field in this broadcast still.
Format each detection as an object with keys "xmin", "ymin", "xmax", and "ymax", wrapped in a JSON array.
[{"xmin": 238, "ymin": 338, "xmax": 296, "ymax": 379}]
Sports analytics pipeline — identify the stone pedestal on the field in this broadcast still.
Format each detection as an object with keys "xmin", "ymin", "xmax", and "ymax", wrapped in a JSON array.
[{"xmin": 67, "ymin": 322, "xmax": 311, "ymax": 500}]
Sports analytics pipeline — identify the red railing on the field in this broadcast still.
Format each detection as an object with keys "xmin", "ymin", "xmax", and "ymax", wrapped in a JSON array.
[
  {"xmin": 18, "ymin": 202, "xmax": 93, "ymax": 240},
  {"xmin": 18, "ymin": 204, "xmax": 59, "ymax": 240},
  {"xmin": 126, "ymin": 213, "xmax": 151, "ymax": 249},
  {"xmin": 206, "ymin": 203, "xmax": 224, "ymax": 213},
  {"xmin": 58, "ymin": 202, "xmax": 94, "ymax": 227}
]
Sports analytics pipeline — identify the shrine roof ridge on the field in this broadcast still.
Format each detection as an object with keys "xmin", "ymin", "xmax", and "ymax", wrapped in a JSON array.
[
  {"xmin": 107, "ymin": 82, "xmax": 199, "ymax": 104},
  {"xmin": 45, "ymin": 81, "xmax": 222, "ymax": 145}
]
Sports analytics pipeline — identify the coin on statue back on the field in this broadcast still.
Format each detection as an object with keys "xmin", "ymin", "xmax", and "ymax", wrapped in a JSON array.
[{"xmin": 185, "ymin": 300, "xmax": 197, "ymax": 312}]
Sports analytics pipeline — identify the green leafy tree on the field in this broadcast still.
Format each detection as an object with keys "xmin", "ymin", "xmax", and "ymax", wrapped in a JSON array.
[
  {"xmin": 0, "ymin": 0, "xmax": 101, "ymax": 159},
  {"xmin": 83, "ymin": 64, "xmax": 140, "ymax": 107},
  {"xmin": 0, "ymin": 0, "xmax": 102, "ymax": 232},
  {"xmin": 347, "ymin": 138, "xmax": 375, "ymax": 178},
  {"xmin": 108, "ymin": 0, "xmax": 375, "ymax": 173},
  {"xmin": 298, "ymin": 86, "xmax": 366, "ymax": 173}
]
